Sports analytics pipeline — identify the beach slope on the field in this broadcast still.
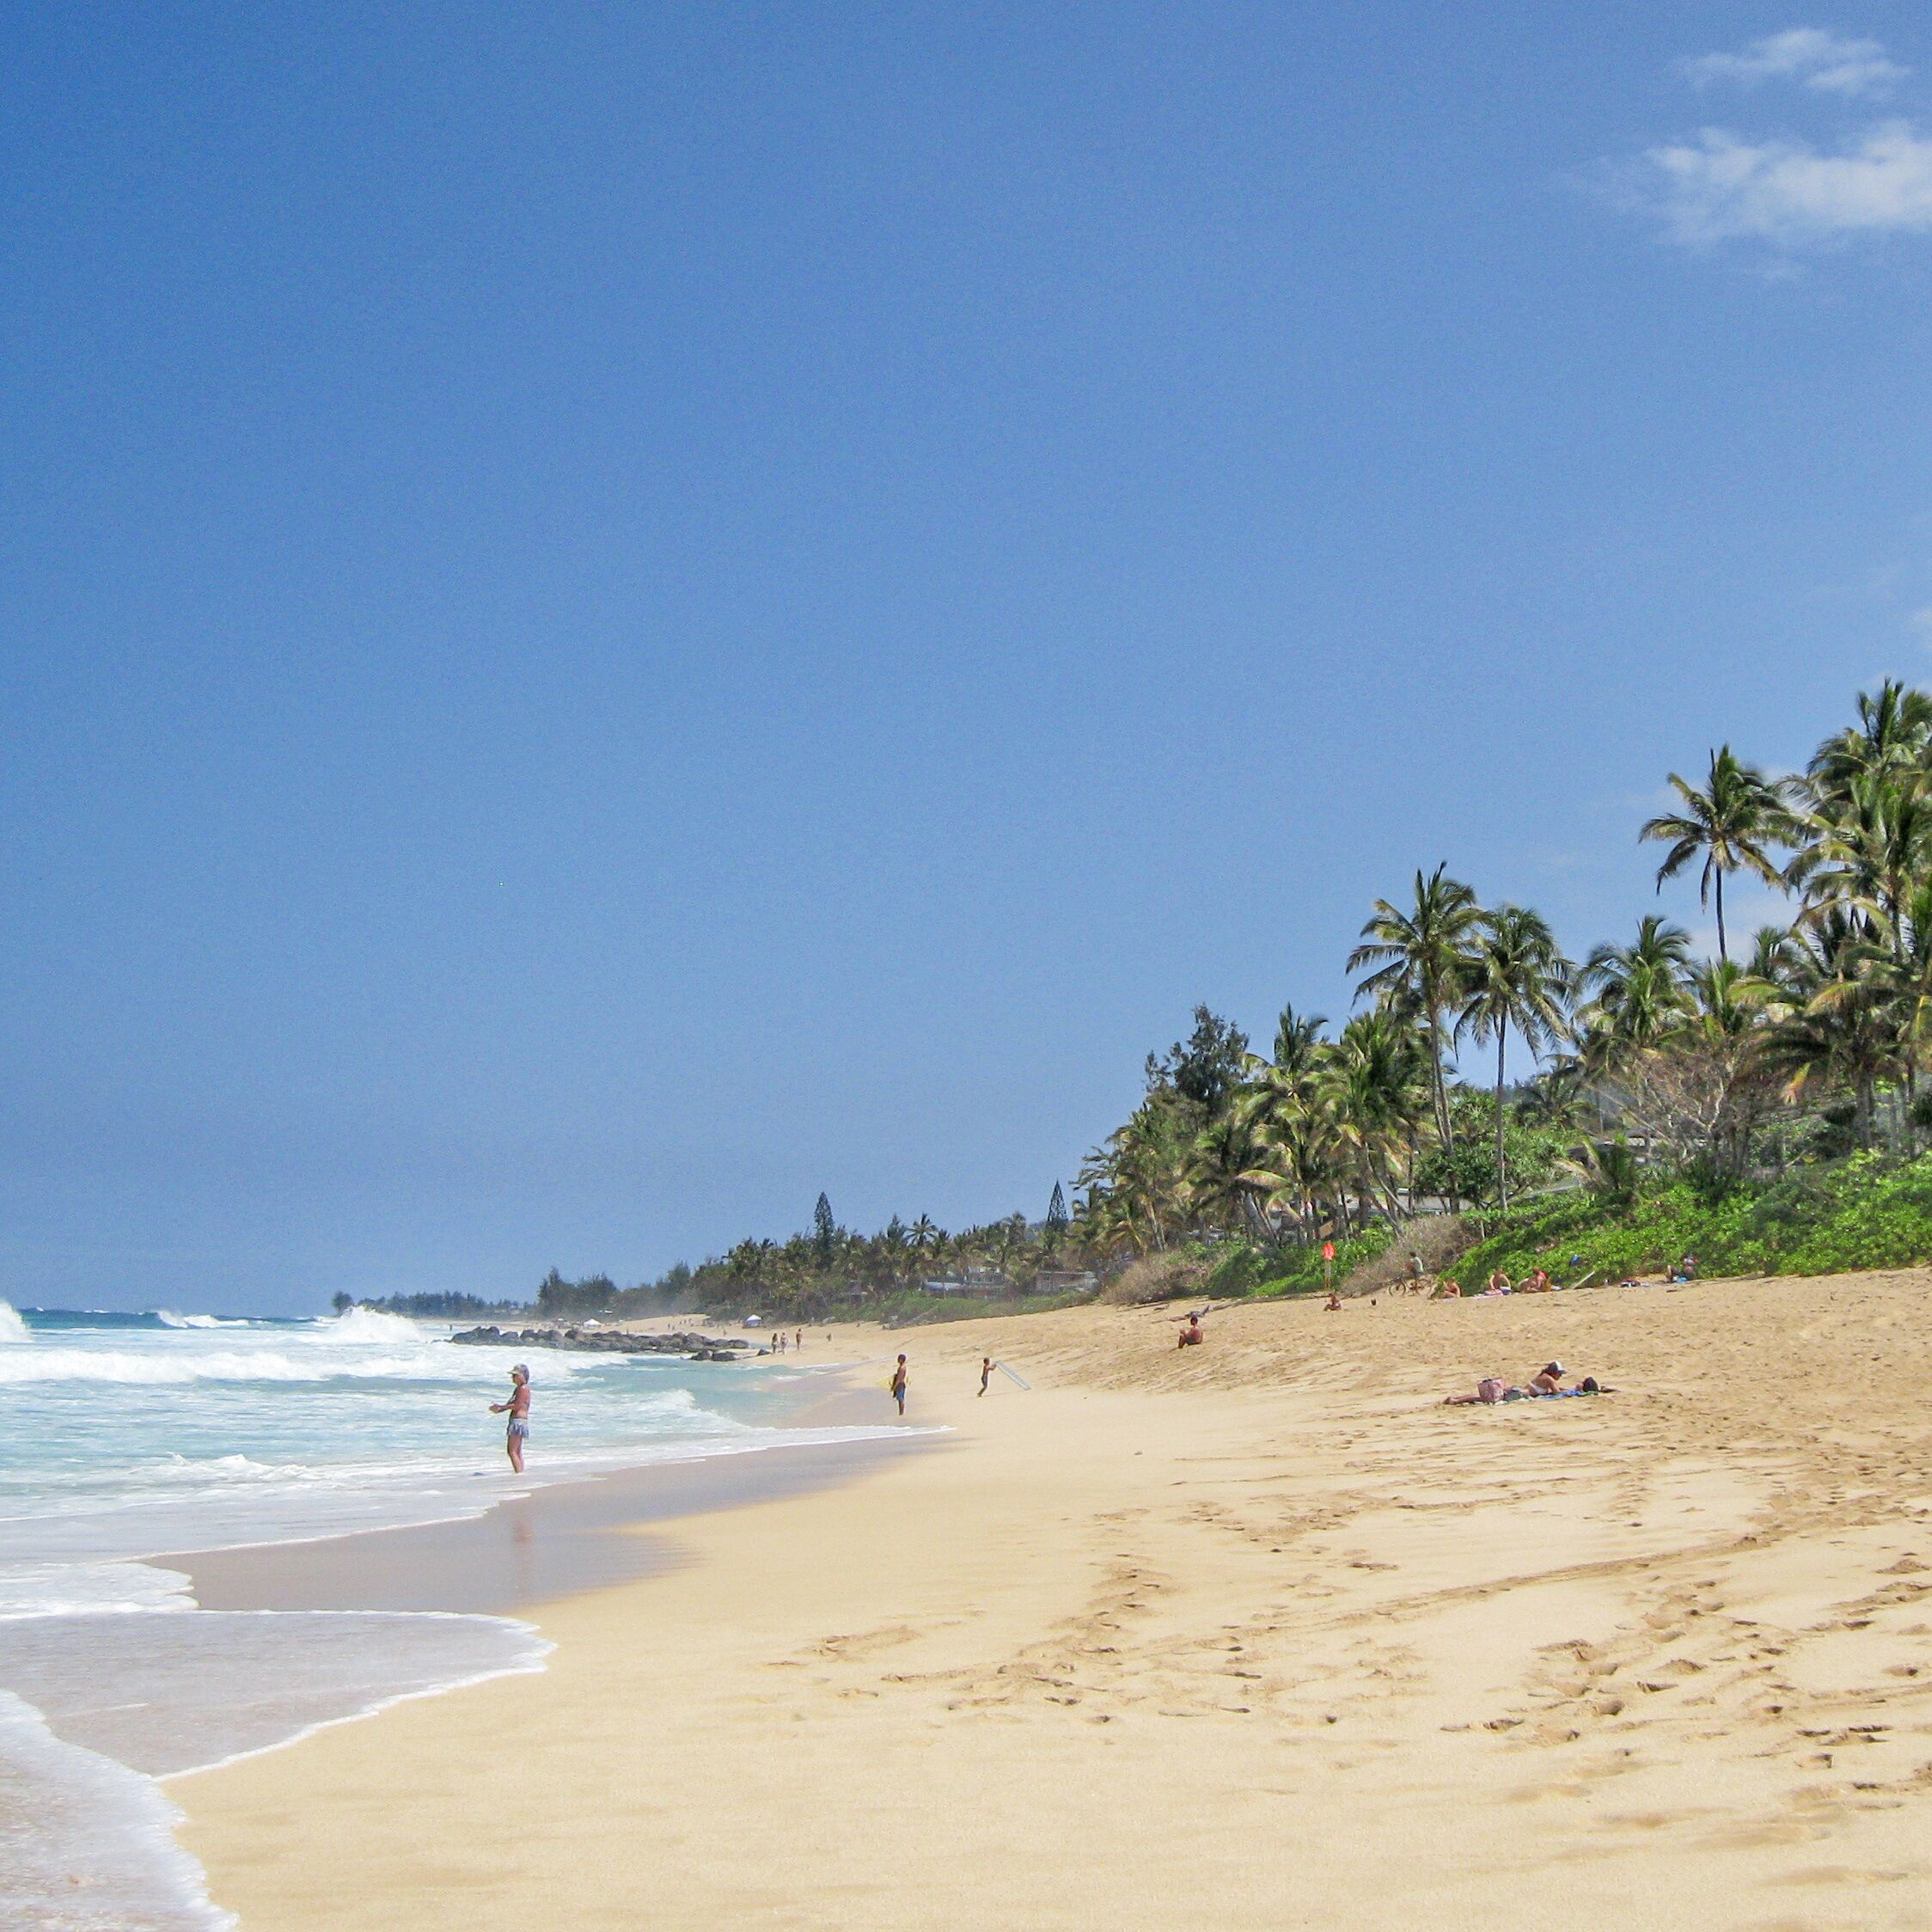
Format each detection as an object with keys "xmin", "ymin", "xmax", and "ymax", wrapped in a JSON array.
[{"xmin": 176, "ymin": 1274, "xmax": 1932, "ymax": 1929}]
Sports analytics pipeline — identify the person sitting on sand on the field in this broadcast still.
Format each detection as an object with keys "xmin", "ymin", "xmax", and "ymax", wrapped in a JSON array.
[
  {"xmin": 489, "ymin": 1365, "xmax": 532, "ymax": 1472},
  {"xmin": 1519, "ymin": 1267, "xmax": 1551, "ymax": 1293},
  {"xmin": 1177, "ymin": 1313, "xmax": 1204, "ymax": 1348},
  {"xmin": 1487, "ymin": 1270, "xmax": 1512, "ymax": 1294},
  {"xmin": 1432, "ymin": 1278, "xmax": 1461, "ymax": 1299},
  {"xmin": 1324, "ymin": 1292, "xmax": 1342, "ymax": 1311}
]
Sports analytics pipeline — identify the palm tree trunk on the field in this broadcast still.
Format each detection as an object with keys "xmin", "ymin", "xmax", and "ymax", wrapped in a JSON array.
[
  {"xmin": 1495, "ymin": 1029, "xmax": 1507, "ymax": 1212},
  {"xmin": 1715, "ymin": 867, "xmax": 1727, "ymax": 964},
  {"xmin": 1428, "ymin": 1005, "xmax": 1458, "ymax": 1211}
]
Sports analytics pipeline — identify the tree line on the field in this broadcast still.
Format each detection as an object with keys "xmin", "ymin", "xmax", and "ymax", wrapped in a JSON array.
[
  {"xmin": 1078, "ymin": 679, "xmax": 1932, "ymax": 1255},
  {"xmin": 361, "ymin": 681, "xmax": 1932, "ymax": 1323}
]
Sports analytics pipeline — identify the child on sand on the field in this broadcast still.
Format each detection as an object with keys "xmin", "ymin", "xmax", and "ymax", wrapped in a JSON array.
[
  {"xmin": 489, "ymin": 1365, "xmax": 532, "ymax": 1472},
  {"xmin": 979, "ymin": 1357, "xmax": 992, "ymax": 1396},
  {"xmin": 890, "ymin": 1354, "xmax": 908, "ymax": 1415}
]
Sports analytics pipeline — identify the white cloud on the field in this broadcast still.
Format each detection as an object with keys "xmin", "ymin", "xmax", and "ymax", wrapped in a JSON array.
[
  {"xmin": 1637, "ymin": 119, "xmax": 1932, "ymax": 242},
  {"xmin": 1682, "ymin": 28, "xmax": 1906, "ymax": 97}
]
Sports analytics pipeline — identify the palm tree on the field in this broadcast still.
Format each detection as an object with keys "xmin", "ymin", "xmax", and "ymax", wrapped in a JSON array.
[
  {"xmin": 1746, "ymin": 923, "xmax": 1803, "ymax": 991},
  {"xmin": 1328, "ymin": 1009, "xmax": 1432, "ymax": 1221},
  {"xmin": 1638, "ymin": 744, "xmax": 1790, "ymax": 962},
  {"xmin": 1788, "ymin": 766, "xmax": 1932, "ymax": 969},
  {"xmin": 1807, "ymin": 678, "xmax": 1932, "ymax": 806},
  {"xmin": 1759, "ymin": 907, "xmax": 1898, "ymax": 1146},
  {"xmin": 1578, "ymin": 915, "xmax": 1694, "ymax": 1065},
  {"xmin": 1271, "ymin": 1001, "xmax": 1328, "ymax": 1071},
  {"xmin": 1454, "ymin": 905, "xmax": 1574, "ymax": 1209},
  {"xmin": 1347, "ymin": 865, "xmax": 1483, "ymax": 1172}
]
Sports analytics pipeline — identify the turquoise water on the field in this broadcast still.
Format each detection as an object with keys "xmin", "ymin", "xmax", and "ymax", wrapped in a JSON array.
[{"xmin": 0, "ymin": 1302, "xmax": 896, "ymax": 1929}]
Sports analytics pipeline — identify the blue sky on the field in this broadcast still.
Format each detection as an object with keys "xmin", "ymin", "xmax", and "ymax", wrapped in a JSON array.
[{"xmin": 4, "ymin": 5, "xmax": 1932, "ymax": 1312}]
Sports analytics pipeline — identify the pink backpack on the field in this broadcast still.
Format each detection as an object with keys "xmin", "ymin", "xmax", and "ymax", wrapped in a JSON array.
[{"xmin": 1477, "ymin": 1377, "xmax": 1506, "ymax": 1404}]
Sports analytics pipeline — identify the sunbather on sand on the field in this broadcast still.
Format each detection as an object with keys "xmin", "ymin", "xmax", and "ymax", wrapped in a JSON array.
[
  {"xmin": 1486, "ymin": 1270, "xmax": 1512, "ymax": 1294},
  {"xmin": 1518, "ymin": 1268, "xmax": 1551, "ymax": 1293},
  {"xmin": 1432, "ymin": 1279, "xmax": 1461, "ymax": 1299},
  {"xmin": 1445, "ymin": 1366, "xmax": 1607, "ymax": 1404}
]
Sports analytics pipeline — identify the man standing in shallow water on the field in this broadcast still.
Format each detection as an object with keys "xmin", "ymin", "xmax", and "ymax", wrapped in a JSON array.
[{"xmin": 490, "ymin": 1365, "xmax": 531, "ymax": 1472}]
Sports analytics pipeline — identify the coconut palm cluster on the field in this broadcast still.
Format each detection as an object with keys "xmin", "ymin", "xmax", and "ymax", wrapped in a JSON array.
[{"xmin": 1075, "ymin": 681, "xmax": 1932, "ymax": 1256}]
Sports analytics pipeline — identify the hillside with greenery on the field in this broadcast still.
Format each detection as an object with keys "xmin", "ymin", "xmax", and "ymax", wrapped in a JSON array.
[{"xmin": 417, "ymin": 680, "xmax": 1932, "ymax": 1324}]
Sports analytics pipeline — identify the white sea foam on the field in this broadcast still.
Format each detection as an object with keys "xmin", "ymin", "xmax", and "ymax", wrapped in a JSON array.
[
  {"xmin": 0, "ymin": 1342, "xmax": 602, "ymax": 1386},
  {"xmin": 153, "ymin": 1311, "xmax": 247, "ymax": 1330},
  {"xmin": 317, "ymin": 1306, "xmax": 424, "ymax": 1344},
  {"xmin": 0, "ymin": 1299, "xmax": 30, "ymax": 1345},
  {"xmin": 0, "ymin": 1690, "xmax": 233, "ymax": 1931},
  {"xmin": 0, "ymin": 1562, "xmax": 196, "ymax": 1621}
]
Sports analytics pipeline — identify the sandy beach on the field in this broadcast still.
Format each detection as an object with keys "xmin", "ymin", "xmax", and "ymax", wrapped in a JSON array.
[{"xmin": 173, "ymin": 1275, "xmax": 1932, "ymax": 1929}]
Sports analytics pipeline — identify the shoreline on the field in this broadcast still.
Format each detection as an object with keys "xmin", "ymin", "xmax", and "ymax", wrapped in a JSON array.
[
  {"xmin": 1, "ymin": 1345, "xmax": 929, "ymax": 1932},
  {"xmin": 173, "ymin": 1279, "xmax": 1932, "ymax": 1929},
  {"xmin": 170, "ymin": 1421, "xmax": 935, "ymax": 1617}
]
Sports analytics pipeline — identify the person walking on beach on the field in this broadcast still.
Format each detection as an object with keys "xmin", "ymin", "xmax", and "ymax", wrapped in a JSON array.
[
  {"xmin": 890, "ymin": 1354, "xmax": 908, "ymax": 1415},
  {"xmin": 490, "ymin": 1365, "xmax": 532, "ymax": 1473},
  {"xmin": 979, "ymin": 1356, "xmax": 992, "ymax": 1397}
]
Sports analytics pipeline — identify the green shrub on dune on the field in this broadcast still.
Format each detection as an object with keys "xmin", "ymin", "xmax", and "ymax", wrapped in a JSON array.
[{"xmin": 1445, "ymin": 1150, "xmax": 1932, "ymax": 1287}]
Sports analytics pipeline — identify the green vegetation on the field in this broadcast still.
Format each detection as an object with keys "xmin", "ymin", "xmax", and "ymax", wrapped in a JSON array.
[
  {"xmin": 374, "ymin": 682, "xmax": 1932, "ymax": 1326},
  {"xmin": 1452, "ymin": 1150, "xmax": 1932, "ymax": 1287}
]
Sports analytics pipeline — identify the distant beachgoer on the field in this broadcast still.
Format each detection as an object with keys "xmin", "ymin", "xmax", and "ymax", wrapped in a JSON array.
[
  {"xmin": 1530, "ymin": 1360, "xmax": 1564, "ymax": 1393},
  {"xmin": 1177, "ymin": 1313, "xmax": 1204, "ymax": 1348},
  {"xmin": 489, "ymin": 1366, "xmax": 532, "ymax": 1472},
  {"xmin": 1488, "ymin": 1270, "xmax": 1512, "ymax": 1294},
  {"xmin": 796, "ymin": 1329, "xmax": 804, "ymax": 1349},
  {"xmin": 980, "ymin": 1356, "xmax": 992, "ymax": 1397},
  {"xmin": 890, "ymin": 1354, "xmax": 908, "ymax": 1415},
  {"xmin": 1520, "ymin": 1268, "xmax": 1551, "ymax": 1293},
  {"xmin": 1409, "ymin": 1252, "xmax": 1424, "ymax": 1283},
  {"xmin": 1324, "ymin": 1292, "xmax": 1342, "ymax": 1311},
  {"xmin": 1680, "ymin": 1254, "xmax": 1697, "ymax": 1281},
  {"xmin": 1434, "ymin": 1279, "xmax": 1461, "ymax": 1299}
]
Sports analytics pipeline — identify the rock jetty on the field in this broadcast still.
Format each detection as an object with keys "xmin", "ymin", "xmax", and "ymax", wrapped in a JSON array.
[{"xmin": 450, "ymin": 1325, "xmax": 749, "ymax": 1364}]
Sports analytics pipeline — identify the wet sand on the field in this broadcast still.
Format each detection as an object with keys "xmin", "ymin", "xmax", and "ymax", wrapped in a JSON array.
[{"xmin": 174, "ymin": 1430, "xmax": 931, "ymax": 1616}]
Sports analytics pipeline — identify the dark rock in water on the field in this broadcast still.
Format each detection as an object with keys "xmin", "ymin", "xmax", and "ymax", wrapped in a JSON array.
[{"xmin": 449, "ymin": 1325, "xmax": 749, "ymax": 1356}]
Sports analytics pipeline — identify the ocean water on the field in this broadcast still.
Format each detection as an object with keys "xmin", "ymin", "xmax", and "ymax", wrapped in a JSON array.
[{"xmin": 0, "ymin": 1302, "xmax": 898, "ymax": 1929}]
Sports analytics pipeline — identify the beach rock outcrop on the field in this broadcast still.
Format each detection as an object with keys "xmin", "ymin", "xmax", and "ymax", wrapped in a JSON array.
[{"xmin": 449, "ymin": 1325, "xmax": 750, "ymax": 1357}]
